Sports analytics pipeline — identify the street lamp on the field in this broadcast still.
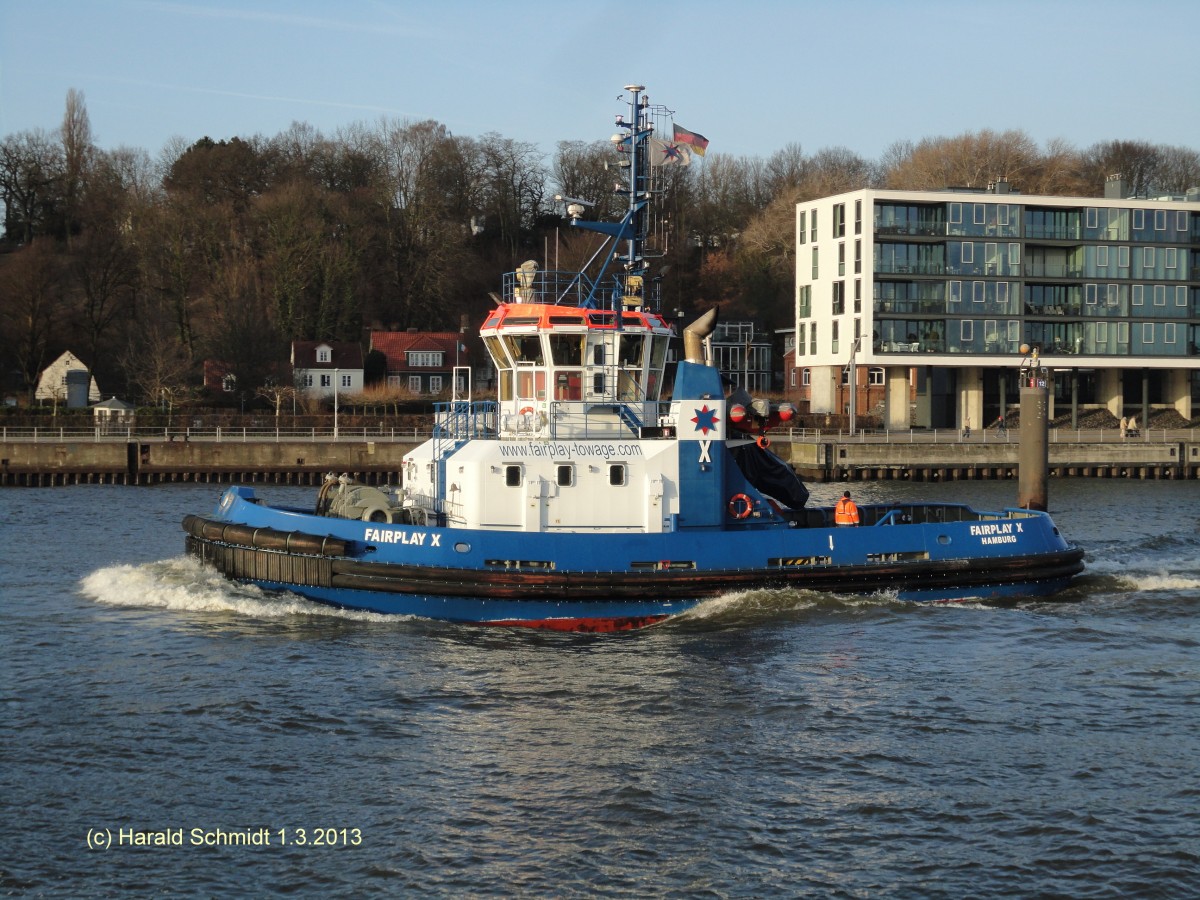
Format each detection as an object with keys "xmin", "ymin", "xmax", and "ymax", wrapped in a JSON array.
[
  {"xmin": 847, "ymin": 337, "xmax": 861, "ymax": 436},
  {"xmin": 333, "ymin": 367, "xmax": 339, "ymax": 439}
]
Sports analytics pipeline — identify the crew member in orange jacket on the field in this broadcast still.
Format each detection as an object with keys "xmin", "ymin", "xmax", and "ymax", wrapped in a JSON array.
[{"xmin": 834, "ymin": 490, "xmax": 860, "ymax": 526}]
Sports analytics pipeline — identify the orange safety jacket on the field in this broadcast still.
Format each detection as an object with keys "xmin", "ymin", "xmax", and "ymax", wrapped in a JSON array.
[{"xmin": 834, "ymin": 498, "xmax": 860, "ymax": 526}]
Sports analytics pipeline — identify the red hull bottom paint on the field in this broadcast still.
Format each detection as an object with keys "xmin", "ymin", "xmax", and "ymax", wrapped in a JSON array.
[{"xmin": 482, "ymin": 615, "xmax": 671, "ymax": 633}]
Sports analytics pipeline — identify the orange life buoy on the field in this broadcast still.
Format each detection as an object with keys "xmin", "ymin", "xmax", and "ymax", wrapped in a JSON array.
[
  {"xmin": 519, "ymin": 406, "xmax": 534, "ymax": 415},
  {"xmin": 728, "ymin": 493, "xmax": 753, "ymax": 519},
  {"xmin": 756, "ymin": 435, "xmax": 770, "ymax": 449}
]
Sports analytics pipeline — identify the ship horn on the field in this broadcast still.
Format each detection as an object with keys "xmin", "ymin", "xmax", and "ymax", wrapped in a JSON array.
[{"xmin": 683, "ymin": 308, "xmax": 719, "ymax": 364}]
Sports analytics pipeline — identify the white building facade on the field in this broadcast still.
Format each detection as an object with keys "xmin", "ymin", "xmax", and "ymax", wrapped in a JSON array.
[{"xmin": 795, "ymin": 183, "xmax": 1200, "ymax": 430}]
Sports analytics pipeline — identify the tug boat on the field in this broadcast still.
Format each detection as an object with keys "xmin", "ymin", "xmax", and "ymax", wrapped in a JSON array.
[{"xmin": 183, "ymin": 85, "xmax": 1084, "ymax": 631}]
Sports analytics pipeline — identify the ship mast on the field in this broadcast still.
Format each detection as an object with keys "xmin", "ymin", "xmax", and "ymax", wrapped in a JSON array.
[{"xmin": 572, "ymin": 84, "xmax": 652, "ymax": 313}]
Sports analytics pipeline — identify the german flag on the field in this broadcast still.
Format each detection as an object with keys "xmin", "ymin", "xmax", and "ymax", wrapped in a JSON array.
[{"xmin": 672, "ymin": 124, "xmax": 709, "ymax": 156}]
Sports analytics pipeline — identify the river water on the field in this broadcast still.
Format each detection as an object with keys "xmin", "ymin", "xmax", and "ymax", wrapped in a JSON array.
[{"xmin": 2, "ymin": 479, "xmax": 1198, "ymax": 897}]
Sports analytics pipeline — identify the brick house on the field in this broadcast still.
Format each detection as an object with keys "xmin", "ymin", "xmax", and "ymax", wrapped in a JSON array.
[{"xmin": 370, "ymin": 331, "xmax": 469, "ymax": 395}]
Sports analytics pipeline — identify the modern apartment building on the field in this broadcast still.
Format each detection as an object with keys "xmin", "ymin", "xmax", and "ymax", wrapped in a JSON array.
[
  {"xmin": 709, "ymin": 319, "xmax": 773, "ymax": 392},
  {"xmin": 795, "ymin": 179, "xmax": 1200, "ymax": 430}
]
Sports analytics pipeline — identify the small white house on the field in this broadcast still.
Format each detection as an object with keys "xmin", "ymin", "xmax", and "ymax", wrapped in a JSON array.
[
  {"xmin": 291, "ymin": 341, "xmax": 364, "ymax": 399},
  {"xmin": 36, "ymin": 351, "xmax": 101, "ymax": 405},
  {"xmin": 92, "ymin": 396, "xmax": 135, "ymax": 419}
]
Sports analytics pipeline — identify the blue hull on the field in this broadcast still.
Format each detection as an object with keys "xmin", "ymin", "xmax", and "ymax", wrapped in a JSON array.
[{"xmin": 184, "ymin": 487, "xmax": 1084, "ymax": 631}]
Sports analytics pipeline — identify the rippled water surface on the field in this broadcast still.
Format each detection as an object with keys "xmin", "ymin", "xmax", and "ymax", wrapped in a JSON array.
[{"xmin": 2, "ymin": 481, "xmax": 1198, "ymax": 897}]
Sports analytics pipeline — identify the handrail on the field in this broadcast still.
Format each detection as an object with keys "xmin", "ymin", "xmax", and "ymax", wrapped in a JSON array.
[
  {"xmin": 0, "ymin": 426, "xmax": 435, "ymax": 443},
  {"xmin": 2, "ymin": 423, "xmax": 1195, "ymax": 446}
]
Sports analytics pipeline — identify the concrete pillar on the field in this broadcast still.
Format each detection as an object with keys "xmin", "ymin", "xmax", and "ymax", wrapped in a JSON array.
[
  {"xmin": 1166, "ymin": 368, "xmax": 1192, "ymax": 419},
  {"xmin": 809, "ymin": 365, "xmax": 838, "ymax": 414},
  {"xmin": 884, "ymin": 367, "xmax": 910, "ymax": 431},
  {"xmin": 957, "ymin": 366, "xmax": 983, "ymax": 433},
  {"xmin": 1098, "ymin": 368, "xmax": 1122, "ymax": 417},
  {"xmin": 1018, "ymin": 381, "xmax": 1050, "ymax": 511}
]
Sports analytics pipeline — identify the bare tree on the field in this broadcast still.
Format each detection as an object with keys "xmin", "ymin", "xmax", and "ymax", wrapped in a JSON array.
[
  {"xmin": 883, "ymin": 130, "xmax": 1040, "ymax": 191},
  {"xmin": 477, "ymin": 132, "xmax": 546, "ymax": 258},
  {"xmin": 1154, "ymin": 145, "xmax": 1200, "ymax": 194},
  {"xmin": 763, "ymin": 142, "xmax": 807, "ymax": 195},
  {"xmin": 0, "ymin": 129, "xmax": 65, "ymax": 244},
  {"xmin": 256, "ymin": 378, "xmax": 297, "ymax": 418},
  {"xmin": 804, "ymin": 146, "xmax": 878, "ymax": 197},
  {"xmin": 552, "ymin": 139, "xmax": 625, "ymax": 223},
  {"xmin": 1022, "ymin": 138, "xmax": 1090, "ymax": 196},
  {"xmin": 121, "ymin": 313, "xmax": 193, "ymax": 414},
  {"xmin": 1080, "ymin": 140, "xmax": 1163, "ymax": 197},
  {"xmin": 70, "ymin": 151, "xmax": 144, "ymax": 393},
  {"xmin": 0, "ymin": 239, "xmax": 63, "ymax": 400}
]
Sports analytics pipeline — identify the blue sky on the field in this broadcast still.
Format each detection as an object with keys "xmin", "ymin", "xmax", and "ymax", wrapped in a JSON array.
[{"xmin": 3, "ymin": 0, "xmax": 1198, "ymax": 165}]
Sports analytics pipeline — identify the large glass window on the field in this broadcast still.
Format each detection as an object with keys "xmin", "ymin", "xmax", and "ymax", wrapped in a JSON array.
[
  {"xmin": 502, "ymin": 334, "xmax": 544, "ymax": 364},
  {"xmin": 1027, "ymin": 283, "xmax": 1088, "ymax": 316},
  {"xmin": 1025, "ymin": 207, "xmax": 1080, "ymax": 239},
  {"xmin": 876, "ymin": 203, "xmax": 945, "ymax": 236},
  {"xmin": 875, "ymin": 319, "xmax": 944, "ymax": 352},
  {"xmin": 548, "ymin": 333, "xmax": 584, "ymax": 366},
  {"xmin": 947, "ymin": 202, "xmax": 1020, "ymax": 237},
  {"xmin": 875, "ymin": 242, "xmax": 945, "ymax": 275},
  {"xmin": 875, "ymin": 279, "xmax": 946, "ymax": 314}
]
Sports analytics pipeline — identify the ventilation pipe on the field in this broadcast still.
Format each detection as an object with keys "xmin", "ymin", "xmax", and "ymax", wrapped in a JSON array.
[{"xmin": 683, "ymin": 308, "xmax": 719, "ymax": 365}]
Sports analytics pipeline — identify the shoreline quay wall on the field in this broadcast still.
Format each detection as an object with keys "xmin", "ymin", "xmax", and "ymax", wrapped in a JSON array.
[{"xmin": 2, "ymin": 438, "xmax": 1197, "ymax": 486}]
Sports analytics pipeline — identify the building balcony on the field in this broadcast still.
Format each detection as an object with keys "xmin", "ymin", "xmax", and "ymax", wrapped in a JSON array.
[
  {"xmin": 1024, "ymin": 264, "xmax": 1085, "ymax": 278},
  {"xmin": 875, "ymin": 262, "xmax": 947, "ymax": 276},
  {"xmin": 1024, "ymin": 226, "xmax": 1082, "ymax": 240},
  {"xmin": 875, "ymin": 224, "xmax": 946, "ymax": 237}
]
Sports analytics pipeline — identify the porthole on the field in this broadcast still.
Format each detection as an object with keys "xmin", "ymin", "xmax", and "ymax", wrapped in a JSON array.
[{"xmin": 454, "ymin": 542, "xmax": 471, "ymax": 553}]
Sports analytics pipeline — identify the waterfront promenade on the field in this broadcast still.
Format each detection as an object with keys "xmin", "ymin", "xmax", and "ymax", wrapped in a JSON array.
[{"xmin": 2, "ymin": 425, "xmax": 1198, "ymax": 486}]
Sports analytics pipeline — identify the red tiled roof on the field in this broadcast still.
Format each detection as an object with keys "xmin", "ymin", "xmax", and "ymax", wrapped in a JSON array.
[{"xmin": 370, "ymin": 332, "xmax": 468, "ymax": 370}]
